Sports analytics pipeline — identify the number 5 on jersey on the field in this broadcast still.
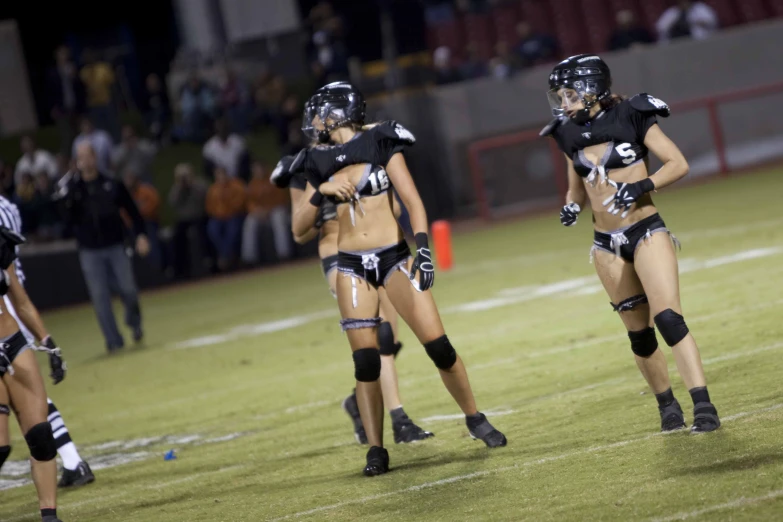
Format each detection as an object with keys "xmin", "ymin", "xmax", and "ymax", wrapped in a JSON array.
[{"xmin": 615, "ymin": 142, "xmax": 637, "ymax": 165}]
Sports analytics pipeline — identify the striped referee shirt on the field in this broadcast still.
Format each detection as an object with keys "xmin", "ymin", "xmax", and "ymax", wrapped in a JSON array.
[{"xmin": 0, "ymin": 195, "xmax": 26, "ymax": 286}]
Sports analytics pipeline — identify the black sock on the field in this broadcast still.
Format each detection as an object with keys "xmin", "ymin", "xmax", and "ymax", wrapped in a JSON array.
[
  {"xmin": 390, "ymin": 407, "xmax": 407, "ymax": 423},
  {"xmin": 655, "ymin": 388, "xmax": 675, "ymax": 408},
  {"xmin": 689, "ymin": 386, "xmax": 710, "ymax": 406},
  {"xmin": 41, "ymin": 508, "xmax": 57, "ymax": 520},
  {"xmin": 466, "ymin": 412, "xmax": 484, "ymax": 428}
]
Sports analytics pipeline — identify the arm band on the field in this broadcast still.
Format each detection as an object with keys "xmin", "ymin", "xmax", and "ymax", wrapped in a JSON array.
[
  {"xmin": 309, "ymin": 191, "xmax": 324, "ymax": 207},
  {"xmin": 415, "ymin": 232, "xmax": 429, "ymax": 250}
]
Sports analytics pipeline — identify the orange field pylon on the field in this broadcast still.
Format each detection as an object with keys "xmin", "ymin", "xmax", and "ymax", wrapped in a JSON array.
[{"xmin": 431, "ymin": 220, "xmax": 453, "ymax": 272}]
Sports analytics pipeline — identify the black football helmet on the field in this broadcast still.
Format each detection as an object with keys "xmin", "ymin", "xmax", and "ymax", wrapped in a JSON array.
[
  {"xmin": 547, "ymin": 54, "xmax": 612, "ymax": 120},
  {"xmin": 302, "ymin": 82, "xmax": 367, "ymax": 143}
]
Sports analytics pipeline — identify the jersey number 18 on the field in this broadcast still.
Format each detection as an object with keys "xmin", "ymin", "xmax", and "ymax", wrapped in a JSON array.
[{"xmin": 369, "ymin": 168, "xmax": 390, "ymax": 195}]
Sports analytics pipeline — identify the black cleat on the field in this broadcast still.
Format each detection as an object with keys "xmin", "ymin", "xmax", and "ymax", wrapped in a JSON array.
[
  {"xmin": 467, "ymin": 412, "xmax": 507, "ymax": 448},
  {"xmin": 342, "ymin": 391, "xmax": 368, "ymax": 444},
  {"xmin": 691, "ymin": 402, "xmax": 720, "ymax": 434},
  {"xmin": 132, "ymin": 327, "xmax": 144, "ymax": 343},
  {"xmin": 363, "ymin": 446, "xmax": 389, "ymax": 477},
  {"xmin": 659, "ymin": 399, "xmax": 687, "ymax": 432},
  {"xmin": 392, "ymin": 414, "xmax": 434, "ymax": 444},
  {"xmin": 42, "ymin": 517, "xmax": 62, "ymax": 522},
  {"xmin": 58, "ymin": 461, "xmax": 95, "ymax": 488}
]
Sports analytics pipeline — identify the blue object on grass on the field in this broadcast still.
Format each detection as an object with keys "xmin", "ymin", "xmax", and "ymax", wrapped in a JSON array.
[{"xmin": 164, "ymin": 450, "xmax": 177, "ymax": 461}]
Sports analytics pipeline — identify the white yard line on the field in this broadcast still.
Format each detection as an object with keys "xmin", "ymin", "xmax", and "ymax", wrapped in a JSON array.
[
  {"xmin": 650, "ymin": 489, "xmax": 783, "ymax": 522},
  {"xmin": 268, "ymin": 401, "xmax": 783, "ymax": 521}
]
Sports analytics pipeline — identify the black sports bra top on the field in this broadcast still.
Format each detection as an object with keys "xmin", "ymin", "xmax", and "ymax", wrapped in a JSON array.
[{"xmin": 572, "ymin": 140, "xmax": 648, "ymax": 178}]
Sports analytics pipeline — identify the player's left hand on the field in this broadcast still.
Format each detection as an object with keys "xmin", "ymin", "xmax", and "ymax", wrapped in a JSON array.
[
  {"xmin": 410, "ymin": 233, "xmax": 435, "ymax": 291},
  {"xmin": 136, "ymin": 235, "xmax": 151, "ymax": 257},
  {"xmin": 603, "ymin": 178, "xmax": 654, "ymax": 218},
  {"xmin": 42, "ymin": 336, "xmax": 66, "ymax": 385}
]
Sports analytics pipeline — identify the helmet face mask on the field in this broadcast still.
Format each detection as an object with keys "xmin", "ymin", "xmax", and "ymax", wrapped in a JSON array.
[
  {"xmin": 301, "ymin": 83, "xmax": 366, "ymax": 143},
  {"xmin": 547, "ymin": 55, "xmax": 612, "ymax": 119}
]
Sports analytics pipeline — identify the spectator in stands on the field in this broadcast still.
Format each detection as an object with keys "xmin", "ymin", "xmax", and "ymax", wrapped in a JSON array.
[
  {"xmin": 205, "ymin": 166, "xmax": 246, "ymax": 271},
  {"xmin": 80, "ymin": 48, "xmax": 120, "ymax": 140},
  {"xmin": 33, "ymin": 173, "xmax": 61, "ymax": 241},
  {"xmin": 459, "ymin": 43, "xmax": 488, "ymax": 80},
  {"xmin": 220, "ymin": 67, "xmax": 251, "ymax": 135},
  {"xmin": 15, "ymin": 172, "xmax": 38, "ymax": 235},
  {"xmin": 489, "ymin": 40, "xmax": 516, "ymax": 80},
  {"xmin": 179, "ymin": 72, "xmax": 216, "ymax": 143},
  {"xmin": 73, "ymin": 117, "xmax": 113, "ymax": 174},
  {"xmin": 112, "ymin": 125, "xmax": 157, "ymax": 183},
  {"xmin": 310, "ymin": 20, "xmax": 350, "ymax": 85},
  {"xmin": 0, "ymin": 160, "xmax": 14, "ymax": 198},
  {"xmin": 168, "ymin": 163, "xmax": 210, "ymax": 278},
  {"xmin": 123, "ymin": 170, "xmax": 162, "ymax": 268},
  {"xmin": 514, "ymin": 22, "xmax": 558, "ymax": 68},
  {"xmin": 609, "ymin": 10, "xmax": 655, "ymax": 51},
  {"xmin": 47, "ymin": 46, "xmax": 85, "ymax": 155},
  {"xmin": 15, "ymin": 136, "xmax": 57, "ymax": 186},
  {"xmin": 657, "ymin": 1, "xmax": 718, "ymax": 41},
  {"xmin": 241, "ymin": 162, "xmax": 292, "ymax": 265},
  {"xmin": 203, "ymin": 118, "xmax": 250, "ymax": 180},
  {"xmin": 433, "ymin": 46, "xmax": 461, "ymax": 86},
  {"xmin": 143, "ymin": 73, "xmax": 171, "ymax": 144}
]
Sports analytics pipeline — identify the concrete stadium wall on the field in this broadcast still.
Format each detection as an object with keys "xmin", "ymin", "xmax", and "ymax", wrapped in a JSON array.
[{"xmin": 370, "ymin": 19, "xmax": 783, "ymax": 218}]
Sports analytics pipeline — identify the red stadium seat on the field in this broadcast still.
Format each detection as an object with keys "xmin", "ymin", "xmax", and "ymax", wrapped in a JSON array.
[
  {"xmin": 765, "ymin": 0, "xmax": 783, "ymax": 17},
  {"xmin": 702, "ymin": 0, "xmax": 739, "ymax": 27},
  {"xmin": 733, "ymin": 0, "xmax": 769, "ymax": 22},
  {"xmin": 549, "ymin": 0, "xmax": 590, "ymax": 57},
  {"xmin": 518, "ymin": 0, "xmax": 554, "ymax": 33},
  {"xmin": 580, "ymin": 0, "xmax": 615, "ymax": 52},
  {"xmin": 463, "ymin": 12, "xmax": 495, "ymax": 60},
  {"xmin": 491, "ymin": 3, "xmax": 522, "ymax": 48}
]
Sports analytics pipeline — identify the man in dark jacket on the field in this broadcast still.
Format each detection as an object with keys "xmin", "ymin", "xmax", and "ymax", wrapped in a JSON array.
[{"xmin": 58, "ymin": 142, "xmax": 150, "ymax": 352}]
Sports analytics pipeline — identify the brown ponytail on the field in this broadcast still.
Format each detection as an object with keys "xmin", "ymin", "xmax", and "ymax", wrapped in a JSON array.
[{"xmin": 599, "ymin": 94, "xmax": 625, "ymax": 111}]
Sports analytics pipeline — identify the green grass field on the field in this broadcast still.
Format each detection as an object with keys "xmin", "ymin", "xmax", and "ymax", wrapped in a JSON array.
[{"xmin": 2, "ymin": 168, "xmax": 783, "ymax": 521}]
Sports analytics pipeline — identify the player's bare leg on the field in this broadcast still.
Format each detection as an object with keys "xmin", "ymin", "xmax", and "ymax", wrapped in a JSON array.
[
  {"xmin": 593, "ymin": 249, "xmax": 685, "ymax": 432},
  {"xmin": 378, "ymin": 288, "xmax": 433, "ymax": 443},
  {"xmin": 635, "ymin": 234, "xmax": 719, "ymax": 433},
  {"xmin": 336, "ymin": 274, "xmax": 389, "ymax": 475},
  {"xmin": 385, "ymin": 265, "xmax": 506, "ymax": 448},
  {"xmin": 5, "ymin": 350, "xmax": 60, "ymax": 520}
]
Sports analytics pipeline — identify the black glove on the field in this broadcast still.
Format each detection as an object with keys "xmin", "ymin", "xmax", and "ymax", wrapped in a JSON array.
[
  {"xmin": 42, "ymin": 336, "xmax": 66, "ymax": 385},
  {"xmin": 410, "ymin": 233, "xmax": 435, "ymax": 291},
  {"xmin": 604, "ymin": 178, "xmax": 654, "ymax": 216},
  {"xmin": 270, "ymin": 156, "xmax": 295, "ymax": 188},
  {"xmin": 560, "ymin": 202, "xmax": 581, "ymax": 227}
]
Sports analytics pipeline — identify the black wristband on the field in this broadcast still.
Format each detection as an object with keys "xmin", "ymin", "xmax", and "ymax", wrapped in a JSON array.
[
  {"xmin": 43, "ymin": 336, "xmax": 56, "ymax": 349},
  {"xmin": 638, "ymin": 178, "xmax": 655, "ymax": 194},
  {"xmin": 309, "ymin": 191, "xmax": 324, "ymax": 207},
  {"xmin": 414, "ymin": 233, "xmax": 429, "ymax": 251}
]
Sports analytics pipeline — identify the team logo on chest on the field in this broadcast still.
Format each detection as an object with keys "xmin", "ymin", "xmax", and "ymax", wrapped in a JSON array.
[
  {"xmin": 336, "ymin": 154, "xmax": 346, "ymax": 162},
  {"xmin": 582, "ymin": 132, "xmax": 591, "ymax": 139}
]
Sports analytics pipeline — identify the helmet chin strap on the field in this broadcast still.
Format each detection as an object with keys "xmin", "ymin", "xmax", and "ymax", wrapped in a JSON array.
[{"xmin": 318, "ymin": 117, "xmax": 351, "ymax": 143}]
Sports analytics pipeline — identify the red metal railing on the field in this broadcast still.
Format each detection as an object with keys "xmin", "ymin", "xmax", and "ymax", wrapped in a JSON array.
[{"xmin": 468, "ymin": 80, "xmax": 783, "ymax": 221}]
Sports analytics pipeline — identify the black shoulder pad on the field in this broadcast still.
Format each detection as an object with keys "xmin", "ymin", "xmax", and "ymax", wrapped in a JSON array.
[
  {"xmin": 540, "ymin": 116, "xmax": 565, "ymax": 137},
  {"xmin": 270, "ymin": 154, "xmax": 296, "ymax": 188},
  {"xmin": 289, "ymin": 148, "xmax": 307, "ymax": 174},
  {"xmin": 628, "ymin": 94, "xmax": 671, "ymax": 117},
  {"xmin": 0, "ymin": 226, "xmax": 24, "ymax": 270},
  {"xmin": 372, "ymin": 121, "xmax": 416, "ymax": 145}
]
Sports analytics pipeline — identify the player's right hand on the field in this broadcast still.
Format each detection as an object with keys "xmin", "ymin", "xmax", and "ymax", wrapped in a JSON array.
[
  {"xmin": 43, "ymin": 336, "xmax": 66, "ymax": 385},
  {"xmin": 560, "ymin": 202, "xmax": 581, "ymax": 226},
  {"xmin": 319, "ymin": 180, "xmax": 355, "ymax": 201}
]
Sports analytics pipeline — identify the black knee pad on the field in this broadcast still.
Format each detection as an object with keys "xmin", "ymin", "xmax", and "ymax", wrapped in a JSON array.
[
  {"xmin": 424, "ymin": 335, "xmax": 457, "ymax": 370},
  {"xmin": 654, "ymin": 309, "xmax": 690, "ymax": 347},
  {"xmin": 628, "ymin": 327, "xmax": 658, "ymax": 358},
  {"xmin": 353, "ymin": 348, "xmax": 381, "ymax": 382},
  {"xmin": 24, "ymin": 422, "xmax": 56, "ymax": 462},
  {"xmin": 0, "ymin": 445, "xmax": 10, "ymax": 469},
  {"xmin": 377, "ymin": 322, "xmax": 395, "ymax": 356},
  {"xmin": 0, "ymin": 404, "xmax": 9, "ymax": 416}
]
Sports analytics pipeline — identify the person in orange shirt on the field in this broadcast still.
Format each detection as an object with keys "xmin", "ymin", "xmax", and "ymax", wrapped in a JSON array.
[
  {"xmin": 241, "ymin": 162, "xmax": 292, "ymax": 264},
  {"xmin": 123, "ymin": 170, "xmax": 162, "ymax": 268},
  {"xmin": 205, "ymin": 166, "xmax": 246, "ymax": 270}
]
